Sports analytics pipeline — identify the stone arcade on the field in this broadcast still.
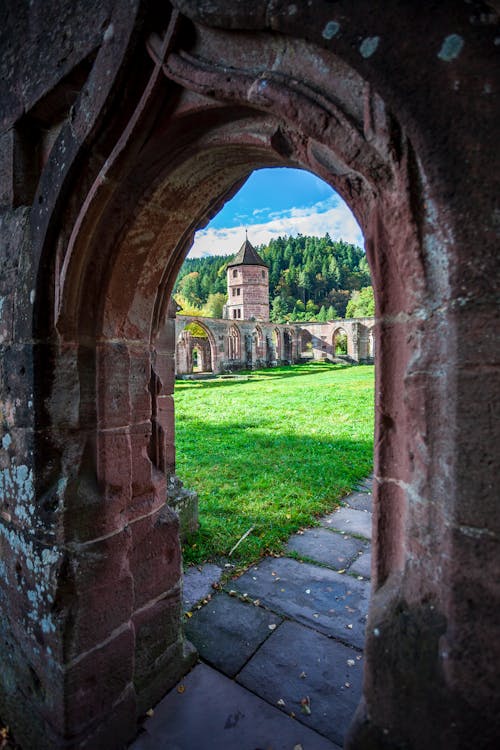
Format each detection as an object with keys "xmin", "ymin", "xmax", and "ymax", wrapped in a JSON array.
[
  {"xmin": 175, "ymin": 236, "xmax": 375, "ymax": 375},
  {"xmin": 0, "ymin": 3, "xmax": 498, "ymax": 749}
]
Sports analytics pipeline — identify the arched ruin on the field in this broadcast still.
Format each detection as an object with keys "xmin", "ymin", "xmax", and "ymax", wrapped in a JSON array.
[
  {"xmin": 176, "ymin": 319, "xmax": 216, "ymax": 375},
  {"xmin": 0, "ymin": 3, "xmax": 498, "ymax": 748}
]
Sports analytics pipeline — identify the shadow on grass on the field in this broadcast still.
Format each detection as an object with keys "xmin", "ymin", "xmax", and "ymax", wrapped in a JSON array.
[{"xmin": 175, "ymin": 362, "xmax": 353, "ymax": 391}]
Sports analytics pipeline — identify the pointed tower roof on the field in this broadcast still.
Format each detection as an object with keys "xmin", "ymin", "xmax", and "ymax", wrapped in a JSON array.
[{"xmin": 227, "ymin": 236, "xmax": 268, "ymax": 268}]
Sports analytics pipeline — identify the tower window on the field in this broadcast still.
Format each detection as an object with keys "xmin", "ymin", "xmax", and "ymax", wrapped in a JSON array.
[
  {"xmin": 233, "ymin": 269, "xmax": 238, "ymax": 278},
  {"xmin": 237, "ymin": 309, "xmax": 241, "ymax": 318},
  {"xmin": 262, "ymin": 270, "xmax": 265, "ymax": 278},
  {"xmin": 233, "ymin": 310, "xmax": 237, "ymax": 318},
  {"xmin": 237, "ymin": 287, "xmax": 241, "ymax": 296}
]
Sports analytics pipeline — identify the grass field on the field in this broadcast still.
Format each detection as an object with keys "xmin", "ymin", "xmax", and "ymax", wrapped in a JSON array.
[{"xmin": 175, "ymin": 362, "xmax": 374, "ymax": 569}]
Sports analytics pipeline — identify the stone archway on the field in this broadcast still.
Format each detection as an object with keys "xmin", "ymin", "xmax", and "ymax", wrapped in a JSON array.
[
  {"xmin": 333, "ymin": 326, "xmax": 349, "ymax": 356},
  {"xmin": 283, "ymin": 328, "xmax": 294, "ymax": 364},
  {"xmin": 252, "ymin": 325, "xmax": 265, "ymax": 367},
  {"xmin": 176, "ymin": 320, "xmax": 216, "ymax": 375},
  {"xmin": 227, "ymin": 323, "xmax": 241, "ymax": 362},
  {"xmin": 300, "ymin": 329, "xmax": 314, "ymax": 358},
  {"xmin": 1, "ymin": 4, "xmax": 498, "ymax": 749}
]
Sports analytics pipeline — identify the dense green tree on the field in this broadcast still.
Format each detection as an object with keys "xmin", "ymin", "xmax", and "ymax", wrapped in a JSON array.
[
  {"xmin": 202, "ymin": 292, "xmax": 227, "ymax": 318},
  {"xmin": 270, "ymin": 296, "xmax": 289, "ymax": 323},
  {"xmin": 317, "ymin": 305, "xmax": 328, "ymax": 322},
  {"xmin": 174, "ymin": 233, "xmax": 372, "ymax": 319},
  {"xmin": 346, "ymin": 286, "xmax": 375, "ymax": 318}
]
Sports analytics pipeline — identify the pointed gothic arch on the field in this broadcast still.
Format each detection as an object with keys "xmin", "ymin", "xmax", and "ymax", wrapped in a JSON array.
[{"xmin": 0, "ymin": 5, "xmax": 497, "ymax": 748}]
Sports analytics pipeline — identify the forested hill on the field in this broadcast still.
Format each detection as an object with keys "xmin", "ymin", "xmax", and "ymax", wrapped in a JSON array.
[{"xmin": 174, "ymin": 233, "xmax": 374, "ymax": 322}]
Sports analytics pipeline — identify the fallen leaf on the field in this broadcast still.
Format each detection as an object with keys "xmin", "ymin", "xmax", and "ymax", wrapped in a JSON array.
[
  {"xmin": 305, "ymin": 589, "xmax": 311, "ymax": 594},
  {"xmin": 277, "ymin": 698, "xmax": 286, "ymax": 706},
  {"xmin": 300, "ymin": 696, "xmax": 311, "ymax": 715},
  {"xmin": 337, "ymin": 568, "xmax": 346, "ymax": 574},
  {"xmin": 145, "ymin": 708, "xmax": 154, "ymax": 717},
  {"xmin": 299, "ymin": 671, "xmax": 307, "ymax": 679},
  {"xmin": 268, "ymin": 623, "xmax": 277, "ymax": 630},
  {"xmin": 345, "ymin": 682, "xmax": 351, "ymax": 688},
  {"xmin": 347, "ymin": 659, "xmax": 355, "ymax": 667},
  {"xmin": 346, "ymin": 623, "xmax": 353, "ymax": 629},
  {"xmin": 293, "ymin": 744, "xmax": 303, "ymax": 750},
  {"xmin": 185, "ymin": 611, "xmax": 193, "ymax": 618},
  {"xmin": 177, "ymin": 685, "xmax": 186, "ymax": 694}
]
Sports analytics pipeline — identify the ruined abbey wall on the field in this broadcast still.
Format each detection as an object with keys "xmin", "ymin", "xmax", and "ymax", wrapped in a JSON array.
[{"xmin": 175, "ymin": 315, "xmax": 375, "ymax": 375}]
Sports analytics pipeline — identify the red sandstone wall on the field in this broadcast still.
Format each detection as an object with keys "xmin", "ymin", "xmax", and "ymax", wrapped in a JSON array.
[
  {"xmin": 226, "ymin": 265, "xmax": 269, "ymax": 321},
  {"xmin": 0, "ymin": 2, "xmax": 498, "ymax": 749}
]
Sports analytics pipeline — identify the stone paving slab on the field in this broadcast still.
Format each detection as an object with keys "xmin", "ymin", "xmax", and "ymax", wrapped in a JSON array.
[
  {"xmin": 237, "ymin": 620, "xmax": 363, "ymax": 747},
  {"xmin": 233, "ymin": 557, "xmax": 369, "ymax": 649},
  {"xmin": 286, "ymin": 527, "xmax": 367, "ymax": 570},
  {"xmin": 348, "ymin": 550, "xmax": 371, "ymax": 579},
  {"xmin": 355, "ymin": 476, "xmax": 373, "ymax": 492},
  {"xmin": 320, "ymin": 507, "xmax": 372, "ymax": 540},
  {"xmin": 342, "ymin": 491, "xmax": 373, "ymax": 512},
  {"xmin": 183, "ymin": 563, "xmax": 222, "ymax": 610},
  {"xmin": 130, "ymin": 662, "xmax": 340, "ymax": 750},
  {"xmin": 184, "ymin": 592, "xmax": 282, "ymax": 677}
]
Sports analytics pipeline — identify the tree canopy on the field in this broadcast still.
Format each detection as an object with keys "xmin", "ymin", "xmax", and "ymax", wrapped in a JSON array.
[
  {"xmin": 174, "ymin": 234, "xmax": 373, "ymax": 322},
  {"xmin": 345, "ymin": 286, "xmax": 375, "ymax": 318}
]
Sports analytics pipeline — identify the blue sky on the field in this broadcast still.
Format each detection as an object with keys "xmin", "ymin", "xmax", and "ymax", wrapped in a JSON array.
[{"xmin": 189, "ymin": 167, "xmax": 364, "ymax": 257}]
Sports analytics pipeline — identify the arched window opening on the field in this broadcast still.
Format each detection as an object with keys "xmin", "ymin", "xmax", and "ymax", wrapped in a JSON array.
[
  {"xmin": 300, "ymin": 329, "xmax": 314, "ymax": 358},
  {"xmin": 333, "ymin": 327, "xmax": 349, "ymax": 357},
  {"xmin": 176, "ymin": 321, "xmax": 215, "ymax": 376}
]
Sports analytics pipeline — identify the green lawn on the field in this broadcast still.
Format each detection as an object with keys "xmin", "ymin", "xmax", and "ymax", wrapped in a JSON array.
[{"xmin": 175, "ymin": 362, "xmax": 374, "ymax": 569}]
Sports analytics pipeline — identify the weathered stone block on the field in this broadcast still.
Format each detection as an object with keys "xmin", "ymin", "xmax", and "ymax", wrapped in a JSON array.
[
  {"xmin": 134, "ymin": 638, "xmax": 197, "ymax": 717},
  {"xmin": 97, "ymin": 429, "xmax": 132, "ymax": 502},
  {"xmin": 58, "ymin": 532, "xmax": 134, "ymax": 661},
  {"xmin": 133, "ymin": 589, "xmax": 182, "ymax": 679},
  {"xmin": 129, "ymin": 347, "xmax": 152, "ymax": 424},
  {"xmin": 129, "ymin": 505, "xmax": 181, "ymax": 610},
  {"xmin": 97, "ymin": 342, "xmax": 131, "ymax": 429},
  {"xmin": 63, "ymin": 625, "xmax": 135, "ymax": 736},
  {"xmin": 130, "ymin": 422, "xmax": 154, "ymax": 497},
  {"xmin": 167, "ymin": 474, "xmax": 199, "ymax": 540}
]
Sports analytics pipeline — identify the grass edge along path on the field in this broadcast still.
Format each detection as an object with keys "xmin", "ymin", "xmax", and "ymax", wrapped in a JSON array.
[{"xmin": 175, "ymin": 362, "xmax": 374, "ymax": 570}]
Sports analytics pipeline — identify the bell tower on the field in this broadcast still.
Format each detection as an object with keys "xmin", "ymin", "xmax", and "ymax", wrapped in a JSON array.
[{"xmin": 225, "ymin": 235, "xmax": 269, "ymax": 321}]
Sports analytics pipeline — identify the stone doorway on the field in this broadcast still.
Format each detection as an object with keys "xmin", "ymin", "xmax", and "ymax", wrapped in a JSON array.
[{"xmin": 1, "ymin": 4, "xmax": 497, "ymax": 749}]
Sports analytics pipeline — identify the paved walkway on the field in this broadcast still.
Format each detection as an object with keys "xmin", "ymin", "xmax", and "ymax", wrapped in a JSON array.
[{"xmin": 131, "ymin": 478, "xmax": 373, "ymax": 750}]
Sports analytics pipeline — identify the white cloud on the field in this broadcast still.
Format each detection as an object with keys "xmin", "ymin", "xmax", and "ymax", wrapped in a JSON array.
[{"xmin": 188, "ymin": 199, "xmax": 364, "ymax": 258}]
